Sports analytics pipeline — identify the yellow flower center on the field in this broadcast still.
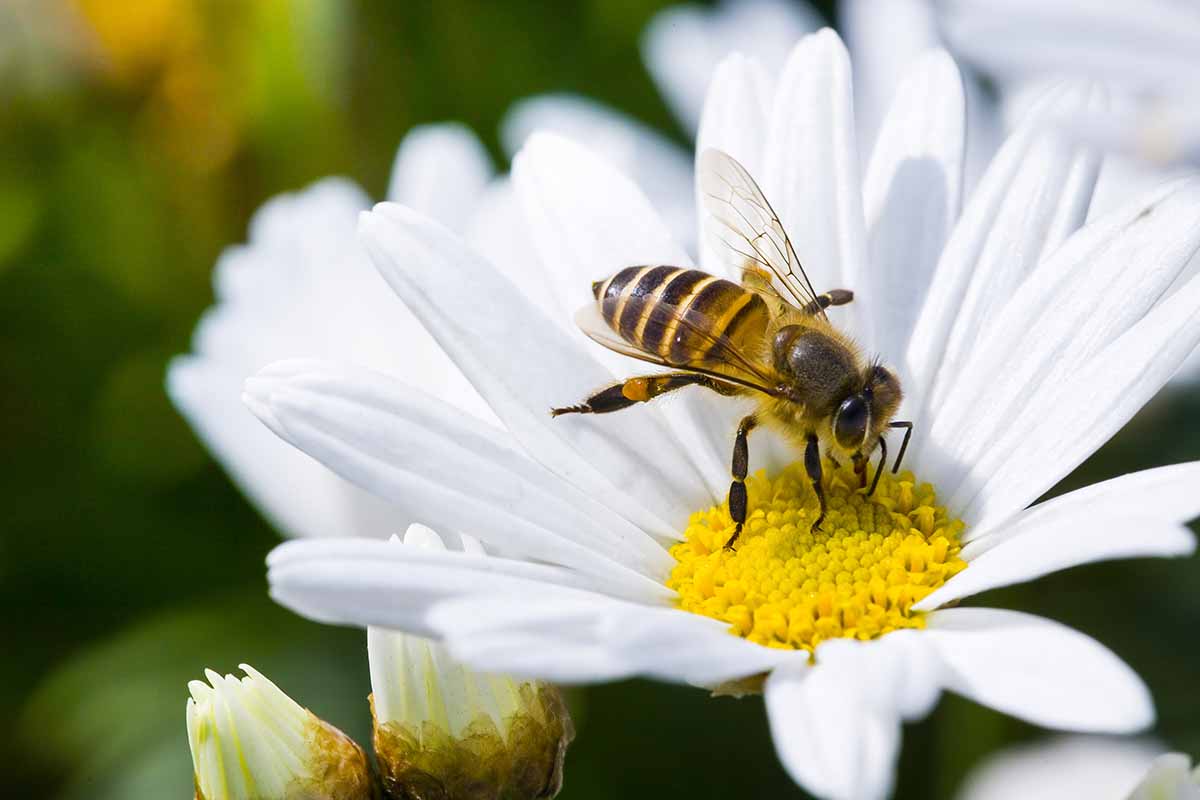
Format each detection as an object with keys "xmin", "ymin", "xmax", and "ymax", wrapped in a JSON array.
[{"xmin": 667, "ymin": 460, "xmax": 967, "ymax": 653}]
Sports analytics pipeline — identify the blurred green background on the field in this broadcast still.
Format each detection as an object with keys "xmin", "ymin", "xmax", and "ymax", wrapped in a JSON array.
[{"xmin": 1, "ymin": 1, "xmax": 1196, "ymax": 798}]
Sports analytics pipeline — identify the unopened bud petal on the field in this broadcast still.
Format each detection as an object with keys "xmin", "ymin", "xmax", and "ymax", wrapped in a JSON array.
[
  {"xmin": 187, "ymin": 664, "xmax": 373, "ymax": 800},
  {"xmin": 368, "ymin": 526, "xmax": 573, "ymax": 800}
]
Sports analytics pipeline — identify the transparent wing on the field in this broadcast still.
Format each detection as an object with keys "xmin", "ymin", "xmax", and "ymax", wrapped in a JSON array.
[
  {"xmin": 574, "ymin": 303, "xmax": 780, "ymax": 396},
  {"xmin": 698, "ymin": 148, "xmax": 824, "ymax": 318}
]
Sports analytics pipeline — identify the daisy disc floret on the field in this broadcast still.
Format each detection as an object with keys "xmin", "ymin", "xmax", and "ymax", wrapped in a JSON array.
[
  {"xmin": 671, "ymin": 462, "xmax": 965, "ymax": 654},
  {"xmin": 250, "ymin": 29, "xmax": 1200, "ymax": 800},
  {"xmin": 186, "ymin": 664, "xmax": 372, "ymax": 800}
]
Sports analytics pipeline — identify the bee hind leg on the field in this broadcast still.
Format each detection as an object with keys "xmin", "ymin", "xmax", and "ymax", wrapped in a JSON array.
[
  {"xmin": 804, "ymin": 433, "xmax": 827, "ymax": 531},
  {"xmin": 723, "ymin": 415, "xmax": 758, "ymax": 550},
  {"xmin": 551, "ymin": 373, "xmax": 738, "ymax": 417}
]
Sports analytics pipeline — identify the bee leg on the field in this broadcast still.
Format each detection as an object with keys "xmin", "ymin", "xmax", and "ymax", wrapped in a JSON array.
[
  {"xmin": 825, "ymin": 449, "xmax": 842, "ymax": 470},
  {"xmin": 888, "ymin": 420, "xmax": 913, "ymax": 473},
  {"xmin": 550, "ymin": 373, "xmax": 733, "ymax": 417},
  {"xmin": 867, "ymin": 436, "xmax": 887, "ymax": 497},
  {"xmin": 723, "ymin": 415, "xmax": 758, "ymax": 550},
  {"xmin": 804, "ymin": 433, "xmax": 827, "ymax": 531},
  {"xmin": 802, "ymin": 288, "xmax": 855, "ymax": 315},
  {"xmin": 852, "ymin": 452, "xmax": 868, "ymax": 489}
]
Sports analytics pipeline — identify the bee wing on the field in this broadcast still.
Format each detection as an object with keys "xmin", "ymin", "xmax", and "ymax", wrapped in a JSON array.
[
  {"xmin": 574, "ymin": 303, "xmax": 780, "ymax": 396},
  {"xmin": 698, "ymin": 148, "xmax": 825, "ymax": 318}
]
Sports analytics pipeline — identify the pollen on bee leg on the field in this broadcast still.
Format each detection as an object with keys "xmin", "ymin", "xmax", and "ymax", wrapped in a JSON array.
[
  {"xmin": 666, "ymin": 459, "xmax": 967, "ymax": 656},
  {"xmin": 622, "ymin": 377, "xmax": 651, "ymax": 402}
]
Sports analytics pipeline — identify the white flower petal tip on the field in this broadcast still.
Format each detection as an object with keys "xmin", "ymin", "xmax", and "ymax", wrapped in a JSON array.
[
  {"xmin": 640, "ymin": 0, "xmax": 821, "ymax": 133},
  {"xmin": 695, "ymin": 51, "xmax": 773, "ymax": 192},
  {"xmin": 766, "ymin": 640, "xmax": 921, "ymax": 800},
  {"xmin": 926, "ymin": 609, "xmax": 1154, "ymax": 734},
  {"xmin": 186, "ymin": 664, "xmax": 372, "ymax": 800},
  {"xmin": 861, "ymin": 47, "xmax": 966, "ymax": 360},
  {"xmin": 512, "ymin": 130, "xmax": 691, "ymax": 283},
  {"xmin": 955, "ymin": 735, "xmax": 1168, "ymax": 800},
  {"xmin": 385, "ymin": 122, "xmax": 493, "ymax": 231},
  {"xmin": 764, "ymin": 27, "xmax": 868, "ymax": 335},
  {"xmin": 497, "ymin": 93, "xmax": 696, "ymax": 249}
]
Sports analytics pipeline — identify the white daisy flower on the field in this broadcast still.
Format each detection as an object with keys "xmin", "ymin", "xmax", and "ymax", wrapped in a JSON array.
[
  {"xmin": 250, "ymin": 31, "xmax": 1200, "ymax": 800},
  {"xmin": 955, "ymin": 736, "xmax": 1195, "ymax": 800},
  {"xmin": 368, "ymin": 524, "xmax": 573, "ymax": 800},
  {"xmin": 186, "ymin": 664, "xmax": 372, "ymax": 800}
]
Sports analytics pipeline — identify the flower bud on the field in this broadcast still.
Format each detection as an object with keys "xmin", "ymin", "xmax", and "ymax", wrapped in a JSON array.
[
  {"xmin": 186, "ymin": 664, "xmax": 373, "ymax": 800},
  {"xmin": 1128, "ymin": 753, "xmax": 1200, "ymax": 800},
  {"xmin": 368, "ymin": 526, "xmax": 573, "ymax": 800}
]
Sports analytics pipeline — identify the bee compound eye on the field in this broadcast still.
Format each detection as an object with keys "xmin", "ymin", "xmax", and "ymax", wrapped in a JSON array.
[{"xmin": 834, "ymin": 395, "xmax": 869, "ymax": 450}]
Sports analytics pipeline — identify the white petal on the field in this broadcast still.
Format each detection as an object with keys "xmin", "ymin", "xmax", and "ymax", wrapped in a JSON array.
[
  {"xmin": 965, "ymin": 460, "xmax": 1200, "ymax": 549},
  {"xmin": 860, "ymin": 49, "xmax": 965, "ymax": 363},
  {"xmin": 213, "ymin": 177, "xmax": 368, "ymax": 304},
  {"xmin": 929, "ymin": 176, "xmax": 1200, "ymax": 509},
  {"xmin": 640, "ymin": 0, "xmax": 821, "ymax": 134},
  {"xmin": 386, "ymin": 123, "xmax": 493, "ymax": 233},
  {"xmin": 695, "ymin": 52, "xmax": 774, "ymax": 277},
  {"xmin": 243, "ymin": 359, "xmax": 675, "ymax": 591},
  {"xmin": 763, "ymin": 29, "xmax": 869, "ymax": 339},
  {"xmin": 462, "ymin": 177, "xmax": 560, "ymax": 321},
  {"xmin": 499, "ymin": 93, "xmax": 695, "ymax": 251},
  {"xmin": 925, "ymin": 608, "xmax": 1154, "ymax": 733},
  {"xmin": 358, "ymin": 202, "xmax": 708, "ymax": 537},
  {"xmin": 906, "ymin": 81, "xmax": 1104, "ymax": 432},
  {"xmin": 939, "ymin": 0, "xmax": 1200, "ymax": 96},
  {"xmin": 838, "ymin": 0, "xmax": 940, "ymax": 159},
  {"xmin": 916, "ymin": 515, "xmax": 1194, "ymax": 612},
  {"xmin": 513, "ymin": 132, "xmax": 732, "ymax": 500},
  {"xmin": 198, "ymin": 176, "xmax": 493, "ymax": 422},
  {"xmin": 169, "ymin": 357, "xmax": 396, "ymax": 540},
  {"xmin": 952, "ymin": 236, "xmax": 1200, "ymax": 526},
  {"xmin": 266, "ymin": 537, "xmax": 666, "ymax": 639},
  {"xmin": 766, "ymin": 640, "xmax": 912, "ymax": 800},
  {"xmin": 430, "ymin": 593, "xmax": 794, "ymax": 686},
  {"xmin": 955, "ymin": 735, "xmax": 1166, "ymax": 800},
  {"xmin": 512, "ymin": 131, "xmax": 690, "ymax": 317}
]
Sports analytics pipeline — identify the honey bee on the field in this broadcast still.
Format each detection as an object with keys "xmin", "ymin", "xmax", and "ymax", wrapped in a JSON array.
[{"xmin": 551, "ymin": 149, "xmax": 912, "ymax": 549}]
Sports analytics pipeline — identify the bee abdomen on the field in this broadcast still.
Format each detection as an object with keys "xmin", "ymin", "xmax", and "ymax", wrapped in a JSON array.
[{"xmin": 594, "ymin": 266, "xmax": 767, "ymax": 366}]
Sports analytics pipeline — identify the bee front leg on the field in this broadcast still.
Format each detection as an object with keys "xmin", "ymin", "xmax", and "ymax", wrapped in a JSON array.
[
  {"xmin": 723, "ymin": 415, "xmax": 758, "ymax": 550},
  {"xmin": 805, "ymin": 433, "xmax": 827, "ymax": 531},
  {"xmin": 852, "ymin": 451, "xmax": 867, "ymax": 489}
]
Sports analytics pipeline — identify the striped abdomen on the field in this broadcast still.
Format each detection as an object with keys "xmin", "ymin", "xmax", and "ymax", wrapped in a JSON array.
[{"xmin": 592, "ymin": 266, "xmax": 768, "ymax": 366}]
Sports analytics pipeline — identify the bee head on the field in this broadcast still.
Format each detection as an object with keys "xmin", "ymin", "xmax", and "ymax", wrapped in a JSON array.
[{"xmin": 832, "ymin": 363, "xmax": 902, "ymax": 454}]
